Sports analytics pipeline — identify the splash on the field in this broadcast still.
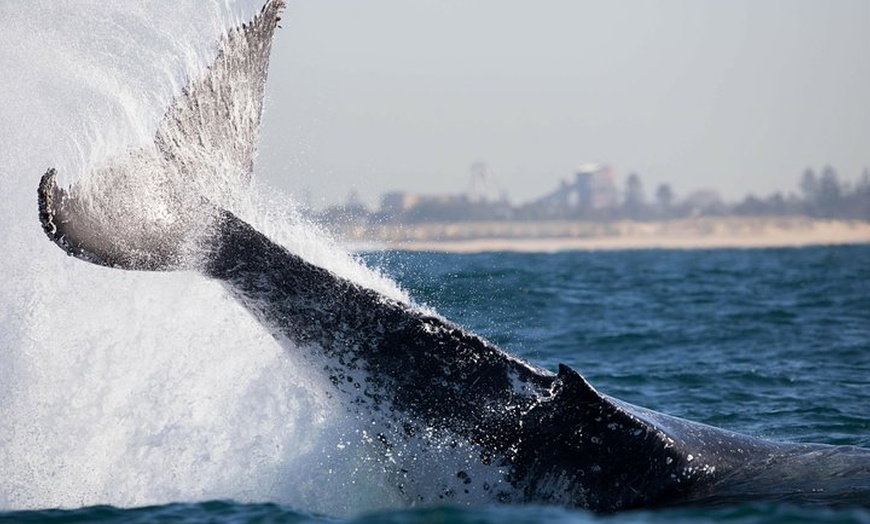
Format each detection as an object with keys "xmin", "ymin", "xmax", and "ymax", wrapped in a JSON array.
[{"xmin": 0, "ymin": 0, "xmax": 405, "ymax": 516}]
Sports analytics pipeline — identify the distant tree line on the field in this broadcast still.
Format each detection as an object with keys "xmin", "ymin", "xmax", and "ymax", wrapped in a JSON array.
[
  {"xmin": 316, "ymin": 166, "xmax": 870, "ymax": 225},
  {"xmin": 794, "ymin": 166, "xmax": 870, "ymax": 219},
  {"xmin": 620, "ymin": 166, "xmax": 870, "ymax": 221}
]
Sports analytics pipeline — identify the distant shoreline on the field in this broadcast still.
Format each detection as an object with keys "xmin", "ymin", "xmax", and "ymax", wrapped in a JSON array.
[{"xmin": 334, "ymin": 217, "xmax": 870, "ymax": 253}]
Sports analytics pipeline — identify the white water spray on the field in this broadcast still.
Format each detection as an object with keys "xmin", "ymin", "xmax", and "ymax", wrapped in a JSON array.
[{"xmin": 0, "ymin": 1, "xmax": 408, "ymax": 515}]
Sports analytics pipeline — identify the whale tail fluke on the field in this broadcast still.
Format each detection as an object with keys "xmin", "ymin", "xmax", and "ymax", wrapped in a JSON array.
[
  {"xmin": 37, "ymin": 168, "xmax": 210, "ymax": 271},
  {"xmin": 35, "ymin": 0, "xmax": 285, "ymax": 271}
]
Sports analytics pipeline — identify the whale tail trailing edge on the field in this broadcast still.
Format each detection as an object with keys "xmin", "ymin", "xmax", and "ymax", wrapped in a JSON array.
[{"xmin": 37, "ymin": 168, "xmax": 201, "ymax": 270}]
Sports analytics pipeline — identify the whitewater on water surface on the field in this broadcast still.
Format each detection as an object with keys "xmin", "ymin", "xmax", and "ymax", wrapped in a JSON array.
[
  {"xmin": 1, "ymin": 0, "xmax": 411, "ymax": 516},
  {"xmin": 1, "ymin": 2, "xmax": 868, "ymax": 523}
]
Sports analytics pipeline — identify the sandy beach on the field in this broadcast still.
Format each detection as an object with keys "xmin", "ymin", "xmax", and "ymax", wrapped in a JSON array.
[{"xmin": 336, "ymin": 217, "xmax": 870, "ymax": 253}]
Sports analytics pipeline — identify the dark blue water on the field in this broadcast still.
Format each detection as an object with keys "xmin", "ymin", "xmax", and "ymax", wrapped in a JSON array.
[
  {"xmin": 3, "ymin": 245, "xmax": 868, "ymax": 524},
  {"xmin": 367, "ymin": 245, "xmax": 870, "ymax": 447}
]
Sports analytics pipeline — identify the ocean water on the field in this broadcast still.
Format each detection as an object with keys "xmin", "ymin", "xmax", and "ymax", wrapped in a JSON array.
[
  {"xmin": 2, "ymin": 247, "xmax": 869, "ymax": 524},
  {"xmin": 364, "ymin": 247, "xmax": 870, "ymax": 447},
  {"xmin": 2, "ymin": 1, "xmax": 868, "ymax": 522}
]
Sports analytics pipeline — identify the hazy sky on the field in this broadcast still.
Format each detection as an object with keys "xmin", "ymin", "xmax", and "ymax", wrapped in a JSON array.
[{"xmin": 255, "ymin": 1, "xmax": 870, "ymax": 208}]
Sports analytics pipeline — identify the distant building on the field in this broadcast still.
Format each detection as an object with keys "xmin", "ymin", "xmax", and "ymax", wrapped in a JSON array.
[
  {"xmin": 576, "ymin": 164, "xmax": 620, "ymax": 210},
  {"xmin": 379, "ymin": 191, "xmax": 419, "ymax": 217},
  {"xmin": 520, "ymin": 164, "xmax": 619, "ymax": 219},
  {"xmin": 376, "ymin": 190, "xmax": 511, "ymax": 223},
  {"xmin": 376, "ymin": 163, "xmax": 511, "ymax": 223}
]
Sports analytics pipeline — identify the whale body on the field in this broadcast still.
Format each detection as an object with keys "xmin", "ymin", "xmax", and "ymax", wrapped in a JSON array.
[
  {"xmin": 37, "ymin": 171, "xmax": 870, "ymax": 511},
  {"xmin": 34, "ymin": 0, "xmax": 869, "ymax": 513}
]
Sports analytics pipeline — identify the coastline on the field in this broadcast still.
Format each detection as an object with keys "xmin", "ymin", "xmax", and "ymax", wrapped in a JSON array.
[{"xmin": 334, "ymin": 217, "xmax": 870, "ymax": 253}]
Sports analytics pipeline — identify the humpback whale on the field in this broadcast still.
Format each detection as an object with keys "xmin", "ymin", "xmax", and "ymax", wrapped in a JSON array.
[{"xmin": 35, "ymin": 0, "xmax": 869, "ymax": 513}]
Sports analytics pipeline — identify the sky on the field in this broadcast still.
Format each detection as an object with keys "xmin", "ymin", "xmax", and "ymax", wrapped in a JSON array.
[{"xmin": 255, "ymin": 0, "xmax": 870, "ymax": 208}]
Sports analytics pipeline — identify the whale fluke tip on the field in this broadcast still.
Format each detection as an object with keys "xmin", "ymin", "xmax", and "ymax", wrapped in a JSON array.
[
  {"xmin": 37, "ymin": 168, "xmax": 114, "ymax": 267},
  {"xmin": 38, "ymin": 168, "xmax": 61, "ymax": 240}
]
